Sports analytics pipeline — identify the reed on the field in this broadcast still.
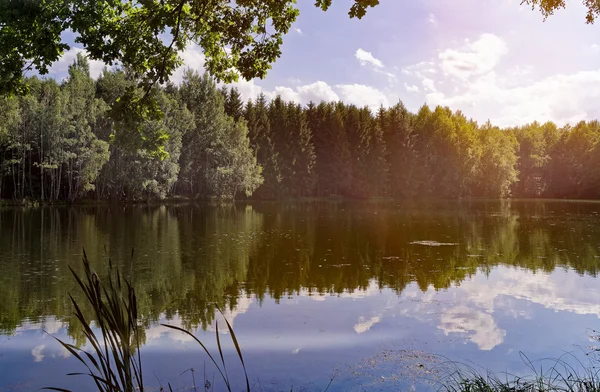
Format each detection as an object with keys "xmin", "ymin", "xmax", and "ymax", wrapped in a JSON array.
[
  {"xmin": 45, "ymin": 251, "xmax": 144, "ymax": 392},
  {"xmin": 441, "ymin": 352, "xmax": 600, "ymax": 392},
  {"xmin": 46, "ymin": 252, "xmax": 250, "ymax": 392}
]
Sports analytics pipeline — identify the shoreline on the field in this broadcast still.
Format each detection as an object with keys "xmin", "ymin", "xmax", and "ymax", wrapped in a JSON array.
[{"xmin": 2, "ymin": 196, "xmax": 600, "ymax": 208}]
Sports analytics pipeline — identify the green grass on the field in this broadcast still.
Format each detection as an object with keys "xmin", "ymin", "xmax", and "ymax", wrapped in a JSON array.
[{"xmin": 440, "ymin": 352, "xmax": 600, "ymax": 392}]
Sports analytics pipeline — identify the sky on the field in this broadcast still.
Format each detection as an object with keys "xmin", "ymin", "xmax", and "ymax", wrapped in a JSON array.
[{"xmin": 46, "ymin": 0, "xmax": 600, "ymax": 127}]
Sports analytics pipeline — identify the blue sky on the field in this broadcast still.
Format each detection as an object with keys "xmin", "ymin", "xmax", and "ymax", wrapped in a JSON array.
[{"xmin": 48, "ymin": 0, "xmax": 600, "ymax": 127}]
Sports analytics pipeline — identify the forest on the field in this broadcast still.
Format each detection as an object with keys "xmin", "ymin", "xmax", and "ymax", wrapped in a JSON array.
[{"xmin": 1, "ymin": 54, "xmax": 600, "ymax": 202}]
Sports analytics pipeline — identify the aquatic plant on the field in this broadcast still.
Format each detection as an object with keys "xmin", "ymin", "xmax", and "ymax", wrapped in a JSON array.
[
  {"xmin": 46, "ymin": 252, "xmax": 249, "ymax": 392},
  {"xmin": 441, "ymin": 352, "xmax": 600, "ymax": 392},
  {"xmin": 45, "ymin": 251, "xmax": 144, "ymax": 392}
]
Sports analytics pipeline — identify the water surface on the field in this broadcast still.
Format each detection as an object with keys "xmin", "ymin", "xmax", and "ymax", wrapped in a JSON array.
[{"xmin": 1, "ymin": 201, "xmax": 600, "ymax": 391}]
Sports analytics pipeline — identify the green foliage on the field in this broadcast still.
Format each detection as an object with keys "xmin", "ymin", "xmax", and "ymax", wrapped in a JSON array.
[
  {"xmin": 0, "ymin": 94, "xmax": 21, "ymax": 198},
  {"xmin": 523, "ymin": 0, "xmax": 600, "ymax": 23},
  {"xmin": 8, "ymin": 59, "xmax": 600, "ymax": 202},
  {"xmin": 0, "ymin": 0, "xmax": 378, "ymax": 155},
  {"xmin": 546, "ymin": 121, "xmax": 600, "ymax": 198},
  {"xmin": 205, "ymin": 118, "xmax": 263, "ymax": 199},
  {"xmin": 309, "ymin": 102, "xmax": 353, "ymax": 197},
  {"xmin": 62, "ymin": 54, "xmax": 111, "ymax": 201},
  {"xmin": 224, "ymin": 87, "xmax": 245, "ymax": 122},
  {"xmin": 0, "ymin": 0, "xmax": 71, "ymax": 95},
  {"xmin": 176, "ymin": 70, "xmax": 262, "ymax": 199},
  {"xmin": 511, "ymin": 121, "xmax": 560, "ymax": 197},
  {"xmin": 380, "ymin": 103, "xmax": 415, "ymax": 198},
  {"xmin": 0, "ymin": 0, "xmax": 376, "ymax": 96},
  {"xmin": 474, "ymin": 122, "xmax": 518, "ymax": 198},
  {"xmin": 245, "ymin": 94, "xmax": 281, "ymax": 199},
  {"xmin": 315, "ymin": 0, "xmax": 380, "ymax": 19},
  {"xmin": 0, "ymin": 58, "xmax": 263, "ymax": 201}
]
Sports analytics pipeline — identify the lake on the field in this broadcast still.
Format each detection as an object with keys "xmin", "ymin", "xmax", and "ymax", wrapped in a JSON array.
[{"xmin": 1, "ymin": 200, "xmax": 600, "ymax": 391}]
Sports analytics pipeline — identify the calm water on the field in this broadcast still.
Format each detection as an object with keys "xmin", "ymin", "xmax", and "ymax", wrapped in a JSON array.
[{"xmin": 2, "ymin": 200, "xmax": 600, "ymax": 391}]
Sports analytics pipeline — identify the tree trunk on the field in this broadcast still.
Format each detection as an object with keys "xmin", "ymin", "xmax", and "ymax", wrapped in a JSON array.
[
  {"xmin": 40, "ymin": 133, "xmax": 44, "ymax": 203},
  {"xmin": 21, "ymin": 150, "xmax": 25, "ymax": 199},
  {"xmin": 56, "ymin": 164, "xmax": 62, "ymax": 200}
]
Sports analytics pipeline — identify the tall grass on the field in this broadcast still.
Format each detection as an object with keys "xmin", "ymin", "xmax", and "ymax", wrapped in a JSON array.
[
  {"xmin": 440, "ymin": 352, "xmax": 600, "ymax": 392},
  {"xmin": 46, "ymin": 251, "xmax": 144, "ymax": 392},
  {"xmin": 47, "ymin": 252, "xmax": 249, "ymax": 392}
]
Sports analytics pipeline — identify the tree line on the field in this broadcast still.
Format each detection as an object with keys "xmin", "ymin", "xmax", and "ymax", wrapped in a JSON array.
[
  {"xmin": 2, "ymin": 55, "xmax": 600, "ymax": 201},
  {"xmin": 0, "ymin": 55, "xmax": 262, "ymax": 202}
]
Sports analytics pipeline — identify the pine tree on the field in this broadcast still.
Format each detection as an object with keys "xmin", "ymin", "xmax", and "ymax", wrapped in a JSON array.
[
  {"xmin": 329, "ymin": 103, "xmax": 352, "ymax": 196},
  {"xmin": 282, "ymin": 103, "xmax": 316, "ymax": 197},
  {"xmin": 225, "ymin": 87, "xmax": 244, "ymax": 121},
  {"xmin": 309, "ymin": 102, "xmax": 333, "ymax": 196},
  {"xmin": 245, "ymin": 94, "xmax": 280, "ymax": 199},
  {"xmin": 364, "ymin": 107, "xmax": 388, "ymax": 197},
  {"xmin": 381, "ymin": 103, "xmax": 416, "ymax": 198}
]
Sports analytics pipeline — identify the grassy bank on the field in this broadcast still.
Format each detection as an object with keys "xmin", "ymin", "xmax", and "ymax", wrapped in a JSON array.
[{"xmin": 440, "ymin": 354, "xmax": 600, "ymax": 392}]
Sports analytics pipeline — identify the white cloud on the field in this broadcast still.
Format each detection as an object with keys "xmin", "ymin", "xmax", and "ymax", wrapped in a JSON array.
[
  {"xmin": 336, "ymin": 84, "xmax": 389, "ymax": 111},
  {"xmin": 463, "ymin": 268, "xmax": 600, "ymax": 318},
  {"xmin": 49, "ymin": 47, "xmax": 106, "ymax": 79},
  {"xmin": 402, "ymin": 61, "xmax": 437, "ymax": 78},
  {"xmin": 209, "ymin": 296, "xmax": 253, "ymax": 332},
  {"xmin": 59, "ymin": 347, "xmax": 72, "ymax": 359},
  {"xmin": 355, "ymin": 48, "xmax": 384, "ymax": 68},
  {"xmin": 428, "ymin": 12, "xmax": 438, "ymax": 25},
  {"xmin": 273, "ymin": 81, "xmax": 340, "ymax": 104},
  {"xmin": 405, "ymin": 83, "xmax": 420, "ymax": 93},
  {"xmin": 145, "ymin": 322, "xmax": 195, "ymax": 343},
  {"xmin": 229, "ymin": 78, "xmax": 264, "ymax": 103},
  {"xmin": 293, "ymin": 27, "xmax": 304, "ymax": 35},
  {"xmin": 171, "ymin": 44, "xmax": 206, "ymax": 85},
  {"xmin": 338, "ymin": 280, "xmax": 382, "ymax": 299},
  {"xmin": 421, "ymin": 77, "xmax": 437, "ymax": 92},
  {"xmin": 355, "ymin": 48, "xmax": 397, "ymax": 82},
  {"xmin": 146, "ymin": 297, "xmax": 253, "ymax": 345},
  {"xmin": 505, "ymin": 65, "xmax": 534, "ymax": 78},
  {"xmin": 353, "ymin": 315, "xmax": 381, "ymax": 334},
  {"xmin": 402, "ymin": 32, "xmax": 600, "ymax": 126},
  {"xmin": 439, "ymin": 306, "xmax": 506, "ymax": 350},
  {"xmin": 376, "ymin": 69, "xmax": 398, "ymax": 83},
  {"xmin": 43, "ymin": 319, "xmax": 64, "ymax": 335},
  {"xmin": 32, "ymin": 345, "xmax": 46, "ymax": 362},
  {"xmin": 439, "ymin": 34, "xmax": 508, "ymax": 81},
  {"xmin": 171, "ymin": 44, "xmax": 263, "ymax": 103},
  {"xmin": 426, "ymin": 68, "xmax": 600, "ymax": 127},
  {"xmin": 298, "ymin": 81, "xmax": 340, "ymax": 102},
  {"xmin": 273, "ymin": 86, "xmax": 300, "ymax": 102}
]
